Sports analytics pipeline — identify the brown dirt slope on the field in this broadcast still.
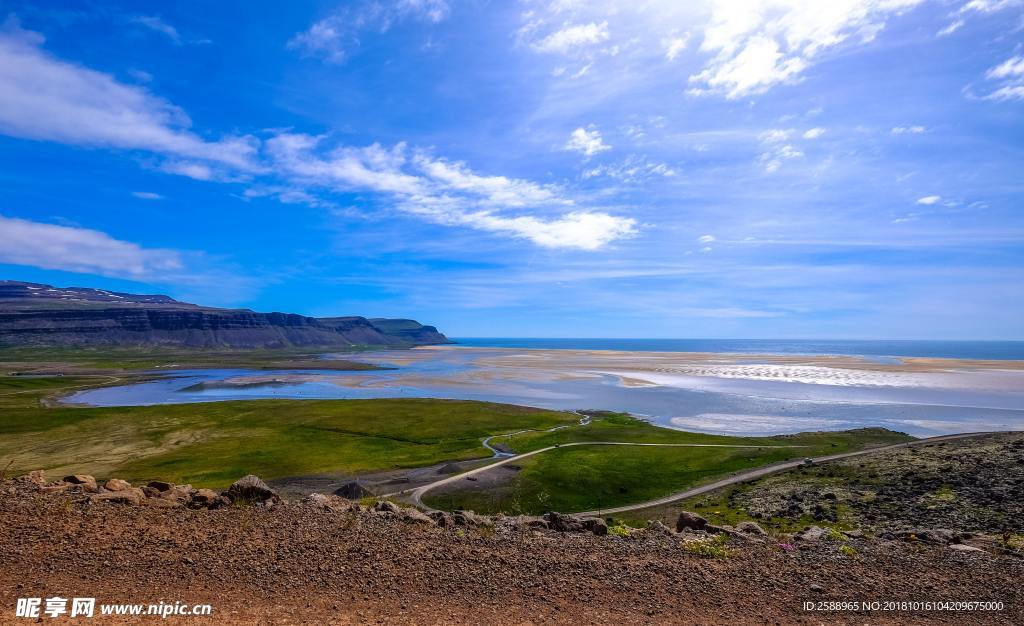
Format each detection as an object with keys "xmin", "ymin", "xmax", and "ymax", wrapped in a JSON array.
[{"xmin": 0, "ymin": 479, "xmax": 1021, "ymax": 625}]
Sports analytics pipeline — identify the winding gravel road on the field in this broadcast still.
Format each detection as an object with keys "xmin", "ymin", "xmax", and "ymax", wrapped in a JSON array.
[
  {"xmin": 400, "ymin": 431, "xmax": 998, "ymax": 515},
  {"xmin": 402, "ymin": 440, "xmax": 808, "ymax": 510}
]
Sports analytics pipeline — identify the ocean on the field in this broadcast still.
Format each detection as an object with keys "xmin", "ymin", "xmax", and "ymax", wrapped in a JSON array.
[{"xmin": 451, "ymin": 338, "xmax": 1024, "ymax": 360}]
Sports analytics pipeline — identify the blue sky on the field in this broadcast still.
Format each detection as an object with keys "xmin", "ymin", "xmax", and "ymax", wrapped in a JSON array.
[{"xmin": 0, "ymin": 0, "xmax": 1022, "ymax": 339}]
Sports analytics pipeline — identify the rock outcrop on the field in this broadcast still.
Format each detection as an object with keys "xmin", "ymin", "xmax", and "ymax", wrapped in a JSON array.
[{"xmin": 0, "ymin": 280, "xmax": 448, "ymax": 349}]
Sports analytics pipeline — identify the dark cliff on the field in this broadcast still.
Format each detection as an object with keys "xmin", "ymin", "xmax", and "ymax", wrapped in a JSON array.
[{"xmin": 0, "ymin": 281, "xmax": 449, "ymax": 349}]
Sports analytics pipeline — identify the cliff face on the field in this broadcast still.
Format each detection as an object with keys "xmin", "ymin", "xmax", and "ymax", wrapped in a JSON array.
[{"xmin": 0, "ymin": 281, "xmax": 449, "ymax": 349}]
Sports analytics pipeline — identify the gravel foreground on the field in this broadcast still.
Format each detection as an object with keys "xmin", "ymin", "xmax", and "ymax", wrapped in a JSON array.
[{"xmin": 1, "ymin": 479, "xmax": 1021, "ymax": 625}]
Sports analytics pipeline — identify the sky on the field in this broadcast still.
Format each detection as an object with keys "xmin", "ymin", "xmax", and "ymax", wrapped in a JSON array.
[{"xmin": 0, "ymin": 0, "xmax": 1022, "ymax": 339}]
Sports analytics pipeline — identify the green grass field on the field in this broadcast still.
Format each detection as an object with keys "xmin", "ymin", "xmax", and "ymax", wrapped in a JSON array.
[
  {"xmin": 422, "ymin": 412, "xmax": 913, "ymax": 514},
  {"xmin": 1, "ymin": 374, "xmax": 914, "ymax": 514},
  {"xmin": 0, "ymin": 375, "xmax": 576, "ymax": 486}
]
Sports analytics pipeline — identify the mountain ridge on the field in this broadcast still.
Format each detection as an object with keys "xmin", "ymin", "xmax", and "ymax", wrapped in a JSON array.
[{"xmin": 0, "ymin": 281, "xmax": 448, "ymax": 349}]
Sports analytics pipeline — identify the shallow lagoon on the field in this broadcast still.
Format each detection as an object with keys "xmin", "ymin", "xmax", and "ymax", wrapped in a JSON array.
[{"xmin": 68, "ymin": 347, "xmax": 1024, "ymax": 437}]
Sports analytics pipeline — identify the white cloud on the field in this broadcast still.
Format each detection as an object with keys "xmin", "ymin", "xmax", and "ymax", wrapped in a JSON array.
[
  {"xmin": 917, "ymin": 195, "xmax": 941, "ymax": 205},
  {"xmin": 689, "ymin": 0, "xmax": 926, "ymax": 99},
  {"xmin": 986, "ymin": 55, "xmax": 1024, "ymax": 80},
  {"xmin": 958, "ymin": 0, "xmax": 1023, "ymax": 14},
  {"xmin": 663, "ymin": 34, "xmax": 690, "ymax": 61},
  {"xmin": 131, "ymin": 191, "xmax": 163, "ymax": 200},
  {"xmin": 159, "ymin": 161, "xmax": 217, "ymax": 181},
  {"xmin": 0, "ymin": 214, "xmax": 183, "ymax": 277},
  {"xmin": 937, "ymin": 19, "xmax": 965, "ymax": 36},
  {"xmin": 978, "ymin": 55, "xmax": 1024, "ymax": 100},
  {"xmin": 582, "ymin": 155, "xmax": 676, "ymax": 183},
  {"xmin": 0, "ymin": 20, "xmax": 259, "ymax": 171},
  {"xmin": 289, "ymin": 0, "xmax": 450, "ymax": 63},
  {"xmin": 698, "ymin": 234, "xmax": 716, "ymax": 244},
  {"xmin": 802, "ymin": 127, "xmax": 826, "ymax": 139},
  {"xmin": 564, "ymin": 126, "xmax": 611, "ymax": 157},
  {"xmin": 758, "ymin": 128, "xmax": 803, "ymax": 172},
  {"xmin": 131, "ymin": 16, "xmax": 181, "ymax": 44},
  {"xmin": 265, "ymin": 132, "xmax": 635, "ymax": 250},
  {"xmin": 891, "ymin": 125, "xmax": 927, "ymax": 134},
  {"xmin": 532, "ymin": 21, "xmax": 610, "ymax": 54}
]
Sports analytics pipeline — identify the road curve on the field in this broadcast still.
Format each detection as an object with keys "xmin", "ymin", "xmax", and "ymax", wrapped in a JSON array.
[
  {"xmin": 399, "ymin": 441, "xmax": 808, "ymax": 510},
  {"xmin": 574, "ymin": 431, "xmax": 996, "ymax": 517}
]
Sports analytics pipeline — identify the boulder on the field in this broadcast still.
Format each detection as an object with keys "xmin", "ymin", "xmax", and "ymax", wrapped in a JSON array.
[
  {"xmin": 25, "ymin": 470, "xmax": 47, "ymax": 486},
  {"xmin": 401, "ymin": 508, "xmax": 435, "ymax": 525},
  {"xmin": 190, "ymin": 488, "xmax": 228, "ymax": 509},
  {"xmin": 104, "ymin": 479, "xmax": 132, "ymax": 492},
  {"xmin": 147, "ymin": 481, "xmax": 173, "ymax": 492},
  {"xmin": 90, "ymin": 488, "xmax": 144, "ymax": 506},
  {"xmin": 736, "ymin": 521, "xmax": 767, "ymax": 536},
  {"xmin": 140, "ymin": 497, "xmax": 184, "ymax": 509},
  {"xmin": 675, "ymin": 511, "xmax": 708, "ymax": 533},
  {"xmin": 225, "ymin": 475, "xmax": 279, "ymax": 504},
  {"xmin": 304, "ymin": 493, "xmax": 351, "ymax": 512},
  {"xmin": 334, "ymin": 481, "xmax": 371, "ymax": 500},
  {"xmin": 453, "ymin": 510, "xmax": 493, "ymax": 527},
  {"xmin": 646, "ymin": 520, "xmax": 674, "ymax": 536},
  {"xmin": 582, "ymin": 518, "xmax": 608, "ymax": 536},
  {"xmin": 428, "ymin": 511, "xmax": 452, "ymax": 527},
  {"xmin": 374, "ymin": 500, "xmax": 401, "ymax": 515},
  {"xmin": 949, "ymin": 544, "xmax": 986, "ymax": 554},
  {"xmin": 795, "ymin": 526, "xmax": 829, "ymax": 543},
  {"xmin": 161, "ymin": 485, "xmax": 195, "ymax": 503},
  {"xmin": 545, "ymin": 511, "xmax": 585, "ymax": 532},
  {"xmin": 63, "ymin": 475, "xmax": 98, "ymax": 493}
]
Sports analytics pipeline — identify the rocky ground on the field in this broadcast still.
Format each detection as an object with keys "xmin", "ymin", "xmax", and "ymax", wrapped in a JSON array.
[
  {"xmin": 667, "ymin": 432, "xmax": 1024, "ymax": 535},
  {"xmin": 1, "ymin": 471, "xmax": 1021, "ymax": 624}
]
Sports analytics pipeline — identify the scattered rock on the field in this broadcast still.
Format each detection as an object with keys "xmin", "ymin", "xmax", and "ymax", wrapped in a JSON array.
[
  {"xmin": 226, "ymin": 475, "xmax": 279, "ymax": 504},
  {"xmin": 147, "ymin": 481, "xmax": 173, "ymax": 492},
  {"xmin": 104, "ymin": 479, "xmax": 132, "ymax": 492},
  {"xmin": 63, "ymin": 475, "xmax": 98, "ymax": 493},
  {"xmin": 428, "ymin": 511, "xmax": 452, "ymax": 527},
  {"xmin": 675, "ymin": 511, "xmax": 708, "ymax": 533},
  {"xmin": 25, "ymin": 470, "xmax": 46, "ymax": 486}
]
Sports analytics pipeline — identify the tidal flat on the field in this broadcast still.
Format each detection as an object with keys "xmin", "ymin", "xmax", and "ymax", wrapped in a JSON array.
[{"xmin": 66, "ymin": 346, "xmax": 1024, "ymax": 437}]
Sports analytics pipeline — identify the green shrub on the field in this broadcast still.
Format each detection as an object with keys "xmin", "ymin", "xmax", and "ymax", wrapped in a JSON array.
[{"xmin": 681, "ymin": 534, "xmax": 732, "ymax": 559}]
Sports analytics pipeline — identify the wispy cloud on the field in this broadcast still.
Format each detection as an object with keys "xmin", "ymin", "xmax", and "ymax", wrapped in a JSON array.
[
  {"xmin": 917, "ymin": 195, "xmax": 942, "ymax": 205},
  {"xmin": 289, "ymin": 0, "xmax": 450, "ymax": 63},
  {"xmin": 892, "ymin": 125, "xmax": 927, "ymax": 134},
  {"xmin": 0, "ymin": 214, "xmax": 182, "ymax": 277},
  {"xmin": 0, "ymin": 19, "xmax": 259, "ymax": 174},
  {"xmin": 131, "ymin": 16, "xmax": 181, "ymax": 44},
  {"xmin": 532, "ymin": 21, "xmax": 610, "ymax": 55},
  {"xmin": 979, "ymin": 55, "xmax": 1024, "ymax": 100},
  {"xmin": 265, "ymin": 133, "xmax": 636, "ymax": 250},
  {"xmin": 131, "ymin": 191, "xmax": 163, "ymax": 200}
]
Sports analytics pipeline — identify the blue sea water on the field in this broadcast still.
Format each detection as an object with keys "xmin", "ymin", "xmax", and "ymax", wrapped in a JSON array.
[{"xmin": 452, "ymin": 338, "xmax": 1024, "ymax": 360}]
